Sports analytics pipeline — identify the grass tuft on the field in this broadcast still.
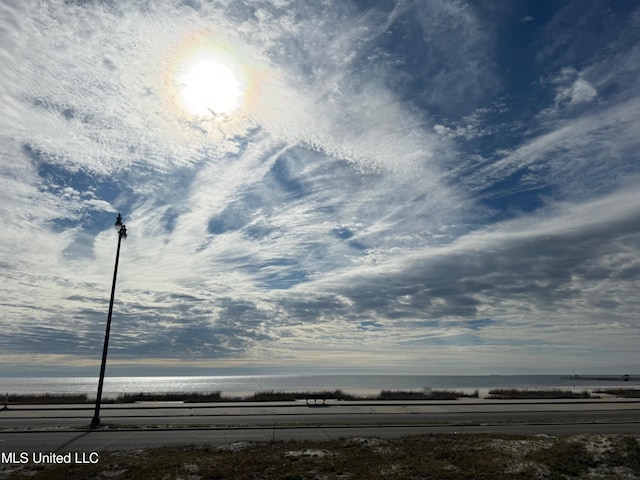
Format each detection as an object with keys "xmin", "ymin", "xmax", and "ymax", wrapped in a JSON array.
[
  {"xmin": 2, "ymin": 394, "xmax": 90, "ymax": 405},
  {"xmin": 593, "ymin": 388, "xmax": 640, "ymax": 398},
  {"xmin": 487, "ymin": 388, "xmax": 592, "ymax": 399},
  {"xmin": 107, "ymin": 392, "xmax": 223, "ymax": 403},
  {"xmin": 377, "ymin": 389, "xmax": 478, "ymax": 400}
]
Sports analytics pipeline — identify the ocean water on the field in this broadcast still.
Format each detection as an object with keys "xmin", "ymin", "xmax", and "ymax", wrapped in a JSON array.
[{"xmin": 1, "ymin": 375, "xmax": 638, "ymax": 399}]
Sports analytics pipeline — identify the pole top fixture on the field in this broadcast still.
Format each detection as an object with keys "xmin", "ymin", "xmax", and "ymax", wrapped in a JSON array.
[{"xmin": 114, "ymin": 213, "xmax": 127, "ymax": 238}]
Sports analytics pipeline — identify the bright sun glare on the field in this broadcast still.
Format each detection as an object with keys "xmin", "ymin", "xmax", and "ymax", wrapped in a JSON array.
[{"xmin": 177, "ymin": 57, "xmax": 244, "ymax": 117}]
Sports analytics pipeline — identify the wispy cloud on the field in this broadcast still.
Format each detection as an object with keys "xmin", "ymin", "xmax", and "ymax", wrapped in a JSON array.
[{"xmin": 1, "ymin": 0, "xmax": 639, "ymax": 375}]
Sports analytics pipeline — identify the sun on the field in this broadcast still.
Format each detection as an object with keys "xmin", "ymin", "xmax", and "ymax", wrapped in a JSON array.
[
  {"xmin": 176, "ymin": 56, "xmax": 245, "ymax": 118},
  {"xmin": 167, "ymin": 32, "xmax": 266, "ymax": 126}
]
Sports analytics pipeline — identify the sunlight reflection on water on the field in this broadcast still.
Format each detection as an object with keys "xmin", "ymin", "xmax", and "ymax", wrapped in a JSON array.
[{"xmin": 2, "ymin": 374, "xmax": 638, "ymax": 399}]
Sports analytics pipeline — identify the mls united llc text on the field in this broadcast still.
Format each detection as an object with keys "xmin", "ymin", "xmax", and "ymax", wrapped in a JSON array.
[{"xmin": 2, "ymin": 452, "xmax": 99, "ymax": 464}]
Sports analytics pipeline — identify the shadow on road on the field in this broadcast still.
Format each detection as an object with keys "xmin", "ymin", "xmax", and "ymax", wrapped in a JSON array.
[{"xmin": 54, "ymin": 431, "xmax": 92, "ymax": 453}]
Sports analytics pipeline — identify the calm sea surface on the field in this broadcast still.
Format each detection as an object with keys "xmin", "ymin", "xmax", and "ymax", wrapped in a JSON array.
[{"xmin": 1, "ymin": 375, "xmax": 638, "ymax": 399}]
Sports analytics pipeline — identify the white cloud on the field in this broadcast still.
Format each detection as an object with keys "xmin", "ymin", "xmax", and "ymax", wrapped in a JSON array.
[
  {"xmin": 555, "ymin": 77, "xmax": 597, "ymax": 107},
  {"xmin": 0, "ymin": 0, "xmax": 639, "ymax": 375},
  {"xmin": 470, "ymin": 96, "xmax": 640, "ymax": 198},
  {"xmin": 279, "ymin": 187, "xmax": 640, "ymax": 369},
  {"xmin": 567, "ymin": 78, "xmax": 597, "ymax": 104}
]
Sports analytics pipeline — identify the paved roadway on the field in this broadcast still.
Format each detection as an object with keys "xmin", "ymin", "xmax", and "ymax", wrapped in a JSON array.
[
  {"xmin": 2, "ymin": 423, "xmax": 640, "ymax": 454},
  {"xmin": 1, "ymin": 399, "xmax": 639, "ymax": 453}
]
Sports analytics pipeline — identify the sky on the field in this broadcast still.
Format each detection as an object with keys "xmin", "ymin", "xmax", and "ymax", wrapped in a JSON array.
[{"xmin": 1, "ymin": 0, "xmax": 639, "ymax": 377}]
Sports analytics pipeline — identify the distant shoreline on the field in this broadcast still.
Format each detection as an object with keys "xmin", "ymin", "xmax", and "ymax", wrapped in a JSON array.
[
  {"xmin": 3, "ymin": 374, "xmax": 639, "ymax": 404},
  {"xmin": 561, "ymin": 374, "xmax": 640, "ymax": 382},
  {"xmin": 3, "ymin": 387, "xmax": 639, "ymax": 406}
]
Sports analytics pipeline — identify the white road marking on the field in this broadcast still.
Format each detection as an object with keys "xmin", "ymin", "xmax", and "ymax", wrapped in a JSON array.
[{"xmin": 94, "ymin": 432, "xmax": 138, "ymax": 450}]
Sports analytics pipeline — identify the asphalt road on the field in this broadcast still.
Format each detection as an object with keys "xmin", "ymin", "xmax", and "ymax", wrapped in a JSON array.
[
  {"xmin": 2, "ymin": 423, "xmax": 640, "ymax": 454},
  {"xmin": 1, "ymin": 399, "xmax": 639, "ymax": 453}
]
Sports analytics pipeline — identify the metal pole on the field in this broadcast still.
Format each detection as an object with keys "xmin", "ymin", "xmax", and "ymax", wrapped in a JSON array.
[{"xmin": 91, "ymin": 228, "xmax": 124, "ymax": 428}]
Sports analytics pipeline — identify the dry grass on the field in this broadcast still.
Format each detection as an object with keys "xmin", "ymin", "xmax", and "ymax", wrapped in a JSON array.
[
  {"xmin": 3, "ymin": 394, "xmax": 90, "ymax": 405},
  {"xmin": 487, "ymin": 388, "xmax": 592, "ymax": 399},
  {"xmin": 2, "ymin": 434, "xmax": 640, "ymax": 480},
  {"xmin": 3, "ymin": 389, "xmax": 479, "ymax": 405},
  {"xmin": 377, "ymin": 389, "xmax": 478, "ymax": 400},
  {"xmin": 594, "ymin": 388, "xmax": 640, "ymax": 398},
  {"xmin": 107, "ymin": 392, "xmax": 224, "ymax": 403}
]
